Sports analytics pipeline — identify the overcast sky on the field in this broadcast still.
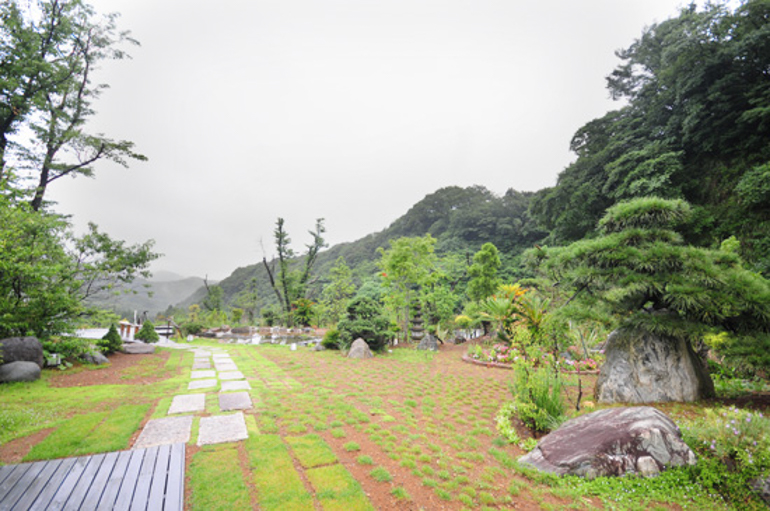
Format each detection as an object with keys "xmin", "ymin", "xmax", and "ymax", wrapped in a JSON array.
[{"xmin": 46, "ymin": 0, "xmax": 691, "ymax": 281}]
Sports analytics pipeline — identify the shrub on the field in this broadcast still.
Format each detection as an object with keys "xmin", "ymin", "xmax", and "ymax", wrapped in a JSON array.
[
  {"xmin": 507, "ymin": 358, "xmax": 565, "ymax": 433},
  {"xmin": 41, "ymin": 336, "xmax": 93, "ymax": 362},
  {"xmin": 321, "ymin": 328, "xmax": 340, "ymax": 350},
  {"xmin": 97, "ymin": 324, "xmax": 123, "ymax": 354},
  {"xmin": 180, "ymin": 321, "xmax": 205, "ymax": 336},
  {"xmin": 135, "ymin": 320, "xmax": 159, "ymax": 343}
]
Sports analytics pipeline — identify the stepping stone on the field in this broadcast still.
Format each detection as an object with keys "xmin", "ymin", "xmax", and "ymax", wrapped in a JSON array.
[
  {"xmin": 168, "ymin": 394, "xmax": 206, "ymax": 414},
  {"xmin": 212, "ymin": 354, "xmax": 232, "ymax": 361},
  {"xmin": 220, "ymin": 380, "xmax": 252, "ymax": 392},
  {"xmin": 218, "ymin": 371, "xmax": 245, "ymax": 381},
  {"xmin": 188, "ymin": 379, "xmax": 217, "ymax": 390},
  {"xmin": 191, "ymin": 370, "xmax": 216, "ymax": 379},
  {"xmin": 214, "ymin": 363, "xmax": 238, "ymax": 372},
  {"xmin": 197, "ymin": 412, "xmax": 248, "ymax": 446},
  {"xmin": 192, "ymin": 361, "xmax": 211, "ymax": 370},
  {"xmin": 219, "ymin": 392, "xmax": 252, "ymax": 411},
  {"xmin": 134, "ymin": 415, "xmax": 193, "ymax": 449}
]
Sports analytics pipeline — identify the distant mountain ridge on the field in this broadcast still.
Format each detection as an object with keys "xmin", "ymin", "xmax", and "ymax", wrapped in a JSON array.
[
  {"xmin": 86, "ymin": 274, "xmax": 208, "ymax": 318},
  {"xmin": 171, "ymin": 185, "xmax": 545, "ymax": 316}
]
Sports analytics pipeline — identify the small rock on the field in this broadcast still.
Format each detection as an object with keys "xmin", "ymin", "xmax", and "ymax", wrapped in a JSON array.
[
  {"xmin": 348, "ymin": 338, "xmax": 373, "ymax": 359},
  {"xmin": 314, "ymin": 343, "xmax": 327, "ymax": 351},
  {"xmin": 416, "ymin": 334, "xmax": 438, "ymax": 351},
  {"xmin": 0, "ymin": 361, "xmax": 42, "ymax": 383},
  {"xmin": 751, "ymin": 476, "xmax": 770, "ymax": 506},
  {"xmin": 82, "ymin": 351, "xmax": 109, "ymax": 365}
]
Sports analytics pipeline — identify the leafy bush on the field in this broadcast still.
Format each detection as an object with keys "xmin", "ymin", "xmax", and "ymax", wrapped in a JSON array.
[
  {"xmin": 321, "ymin": 328, "xmax": 340, "ymax": 350},
  {"xmin": 507, "ymin": 358, "xmax": 566, "ymax": 433},
  {"xmin": 337, "ymin": 297, "xmax": 390, "ymax": 351},
  {"xmin": 135, "ymin": 320, "xmax": 159, "ymax": 343},
  {"xmin": 97, "ymin": 324, "xmax": 122, "ymax": 354},
  {"xmin": 180, "ymin": 320, "xmax": 205, "ymax": 336},
  {"xmin": 681, "ymin": 406, "xmax": 770, "ymax": 507},
  {"xmin": 41, "ymin": 336, "xmax": 94, "ymax": 362}
]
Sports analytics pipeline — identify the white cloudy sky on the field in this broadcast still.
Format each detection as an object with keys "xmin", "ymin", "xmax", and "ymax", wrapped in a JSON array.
[{"xmin": 46, "ymin": 0, "xmax": 690, "ymax": 280}]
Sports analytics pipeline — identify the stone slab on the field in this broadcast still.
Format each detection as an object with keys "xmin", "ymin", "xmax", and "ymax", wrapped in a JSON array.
[
  {"xmin": 192, "ymin": 361, "xmax": 211, "ymax": 370},
  {"xmin": 197, "ymin": 412, "xmax": 248, "ymax": 446},
  {"xmin": 218, "ymin": 392, "xmax": 252, "ymax": 411},
  {"xmin": 134, "ymin": 415, "xmax": 193, "ymax": 449},
  {"xmin": 218, "ymin": 371, "xmax": 244, "ymax": 381},
  {"xmin": 212, "ymin": 354, "xmax": 232, "ymax": 361},
  {"xmin": 191, "ymin": 370, "xmax": 216, "ymax": 379},
  {"xmin": 214, "ymin": 363, "xmax": 238, "ymax": 372},
  {"xmin": 188, "ymin": 379, "xmax": 217, "ymax": 390},
  {"xmin": 168, "ymin": 394, "xmax": 206, "ymax": 414},
  {"xmin": 122, "ymin": 343, "xmax": 156, "ymax": 354},
  {"xmin": 220, "ymin": 380, "xmax": 252, "ymax": 392}
]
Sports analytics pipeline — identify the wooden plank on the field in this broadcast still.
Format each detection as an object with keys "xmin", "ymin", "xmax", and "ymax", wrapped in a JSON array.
[
  {"xmin": 163, "ymin": 443, "xmax": 185, "ymax": 511},
  {"xmin": 0, "ymin": 464, "xmax": 15, "ymax": 487},
  {"xmin": 60, "ymin": 453, "xmax": 106, "ymax": 510},
  {"xmin": 80, "ymin": 451, "xmax": 119, "ymax": 511},
  {"xmin": 0, "ymin": 460, "xmax": 49, "ymax": 510},
  {"xmin": 0, "ymin": 463, "xmax": 33, "ymax": 509},
  {"xmin": 146, "ymin": 444, "xmax": 171, "ymax": 511},
  {"xmin": 27, "ymin": 456, "xmax": 78, "ymax": 510},
  {"xmin": 46, "ymin": 456, "xmax": 92, "ymax": 511},
  {"xmin": 95, "ymin": 450, "xmax": 134, "ymax": 511},
  {"xmin": 8, "ymin": 459, "xmax": 62, "ymax": 511},
  {"xmin": 129, "ymin": 445, "xmax": 159, "ymax": 511},
  {"xmin": 114, "ymin": 449, "xmax": 146, "ymax": 511}
]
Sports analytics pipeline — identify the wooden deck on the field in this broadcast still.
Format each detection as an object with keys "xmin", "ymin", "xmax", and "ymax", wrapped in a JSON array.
[{"xmin": 0, "ymin": 443, "xmax": 185, "ymax": 511}]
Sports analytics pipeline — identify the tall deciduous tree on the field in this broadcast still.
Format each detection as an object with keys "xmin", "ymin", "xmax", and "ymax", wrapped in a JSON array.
[
  {"xmin": 321, "ymin": 256, "xmax": 356, "ymax": 325},
  {"xmin": 378, "ymin": 235, "xmax": 438, "ymax": 341},
  {"xmin": 466, "ymin": 242, "xmax": 501, "ymax": 303},
  {"xmin": 0, "ymin": 0, "xmax": 145, "ymax": 208},
  {"xmin": 262, "ymin": 218, "xmax": 326, "ymax": 326}
]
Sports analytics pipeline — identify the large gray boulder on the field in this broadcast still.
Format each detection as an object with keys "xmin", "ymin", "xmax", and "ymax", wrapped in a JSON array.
[
  {"xmin": 347, "ymin": 338, "xmax": 373, "ymax": 359},
  {"xmin": 519, "ymin": 406, "xmax": 696, "ymax": 478},
  {"xmin": 0, "ymin": 337, "xmax": 44, "ymax": 368},
  {"xmin": 0, "ymin": 361, "xmax": 42, "ymax": 383},
  {"xmin": 122, "ymin": 342, "xmax": 156, "ymax": 354},
  {"xmin": 595, "ymin": 329, "xmax": 714, "ymax": 403}
]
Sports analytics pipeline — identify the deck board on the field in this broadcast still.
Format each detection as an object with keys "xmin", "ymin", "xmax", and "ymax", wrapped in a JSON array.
[{"xmin": 0, "ymin": 444, "xmax": 185, "ymax": 511}]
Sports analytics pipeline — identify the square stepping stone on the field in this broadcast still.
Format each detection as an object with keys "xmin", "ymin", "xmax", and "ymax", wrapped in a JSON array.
[
  {"xmin": 192, "ymin": 361, "xmax": 211, "ymax": 370},
  {"xmin": 168, "ymin": 394, "xmax": 206, "ymax": 414},
  {"xmin": 134, "ymin": 415, "xmax": 193, "ymax": 449},
  {"xmin": 191, "ymin": 370, "xmax": 216, "ymax": 379},
  {"xmin": 220, "ymin": 380, "xmax": 251, "ymax": 392},
  {"xmin": 218, "ymin": 371, "xmax": 245, "ymax": 381},
  {"xmin": 197, "ymin": 412, "xmax": 248, "ymax": 446},
  {"xmin": 188, "ymin": 378, "xmax": 217, "ymax": 390},
  {"xmin": 212, "ymin": 354, "xmax": 232, "ymax": 360},
  {"xmin": 214, "ymin": 363, "xmax": 238, "ymax": 372},
  {"xmin": 219, "ymin": 391, "xmax": 252, "ymax": 411}
]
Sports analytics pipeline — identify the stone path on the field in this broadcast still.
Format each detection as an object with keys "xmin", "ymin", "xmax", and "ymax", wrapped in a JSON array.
[{"xmin": 133, "ymin": 345, "xmax": 253, "ymax": 450}]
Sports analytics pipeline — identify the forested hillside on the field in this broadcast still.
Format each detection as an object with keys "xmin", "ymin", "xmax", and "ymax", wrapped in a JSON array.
[
  {"xmin": 530, "ymin": 1, "xmax": 770, "ymax": 273},
  {"xmin": 175, "ymin": 185, "xmax": 544, "ymax": 316}
]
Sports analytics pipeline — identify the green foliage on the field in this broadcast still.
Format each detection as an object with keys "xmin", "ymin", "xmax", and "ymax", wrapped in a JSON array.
[
  {"xmin": 202, "ymin": 284, "xmax": 224, "ymax": 312},
  {"xmin": 530, "ymin": 1, "xmax": 770, "ymax": 277},
  {"xmin": 41, "ymin": 336, "xmax": 94, "ymax": 362},
  {"xmin": 135, "ymin": 320, "xmax": 159, "ymax": 343},
  {"xmin": 0, "ymin": 192, "xmax": 158, "ymax": 338},
  {"xmin": 507, "ymin": 358, "xmax": 566, "ymax": 433},
  {"xmin": 321, "ymin": 328, "xmax": 341, "ymax": 350},
  {"xmin": 531, "ymin": 197, "xmax": 770, "ymax": 373},
  {"xmin": 337, "ymin": 297, "xmax": 390, "ymax": 351},
  {"xmin": 320, "ymin": 256, "xmax": 356, "ymax": 325},
  {"xmin": 681, "ymin": 406, "xmax": 770, "ymax": 508},
  {"xmin": 292, "ymin": 297, "xmax": 315, "ymax": 327},
  {"xmin": 97, "ymin": 324, "xmax": 122, "ymax": 354},
  {"xmin": 466, "ymin": 243, "xmax": 502, "ymax": 302}
]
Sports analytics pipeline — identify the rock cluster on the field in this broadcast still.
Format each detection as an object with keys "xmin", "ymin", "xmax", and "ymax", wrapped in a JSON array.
[
  {"xmin": 519, "ymin": 406, "xmax": 696, "ymax": 478},
  {"xmin": 0, "ymin": 337, "xmax": 44, "ymax": 383}
]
